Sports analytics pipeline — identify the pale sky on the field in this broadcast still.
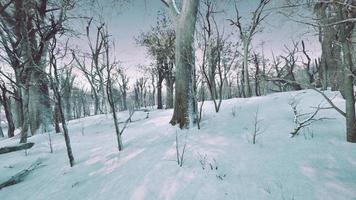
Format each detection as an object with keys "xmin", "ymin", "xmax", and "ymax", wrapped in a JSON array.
[{"xmin": 69, "ymin": 0, "xmax": 320, "ymax": 79}]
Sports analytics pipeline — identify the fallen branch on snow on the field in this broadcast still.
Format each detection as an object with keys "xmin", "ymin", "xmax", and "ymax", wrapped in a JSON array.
[
  {"xmin": 0, "ymin": 142, "xmax": 35, "ymax": 155},
  {"xmin": 0, "ymin": 159, "xmax": 43, "ymax": 190}
]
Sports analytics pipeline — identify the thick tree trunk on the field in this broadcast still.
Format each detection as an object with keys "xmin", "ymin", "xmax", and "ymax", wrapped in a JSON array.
[
  {"xmin": 208, "ymin": 45, "xmax": 217, "ymax": 100},
  {"xmin": 20, "ymin": 87, "xmax": 30, "ymax": 144},
  {"xmin": 28, "ymin": 70, "xmax": 51, "ymax": 135},
  {"xmin": 157, "ymin": 75, "xmax": 164, "ymax": 109},
  {"xmin": 54, "ymin": 103, "xmax": 61, "ymax": 133},
  {"xmin": 3, "ymin": 100, "xmax": 15, "ymax": 138},
  {"xmin": 64, "ymin": 97, "xmax": 72, "ymax": 120},
  {"xmin": 170, "ymin": 0, "xmax": 199, "ymax": 128},
  {"xmin": 0, "ymin": 125, "xmax": 3, "ymax": 138},
  {"xmin": 335, "ymin": 3, "xmax": 356, "ymax": 142},
  {"xmin": 0, "ymin": 88, "xmax": 15, "ymax": 138},
  {"xmin": 165, "ymin": 78, "xmax": 174, "ymax": 109},
  {"xmin": 93, "ymin": 93, "xmax": 100, "ymax": 115},
  {"xmin": 315, "ymin": 4, "xmax": 343, "ymax": 91},
  {"xmin": 12, "ymin": 90, "xmax": 23, "ymax": 129},
  {"xmin": 14, "ymin": 70, "xmax": 24, "ymax": 128},
  {"xmin": 342, "ymin": 41, "xmax": 356, "ymax": 143}
]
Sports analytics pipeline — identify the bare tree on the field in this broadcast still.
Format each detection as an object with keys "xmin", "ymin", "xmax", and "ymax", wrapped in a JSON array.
[
  {"xmin": 48, "ymin": 37, "xmax": 75, "ymax": 167},
  {"xmin": 101, "ymin": 27, "xmax": 124, "ymax": 151},
  {"xmin": 136, "ymin": 14, "xmax": 175, "ymax": 109},
  {"xmin": 161, "ymin": 0, "xmax": 200, "ymax": 128},
  {"xmin": 73, "ymin": 20, "xmax": 108, "ymax": 115},
  {"xmin": 267, "ymin": 42, "xmax": 303, "ymax": 92},
  {"xmin": 280, "ymin": 42, "xmax": 303, "ymax": 91},
  {"xmin": 0, "ymin": 0, "xmax": 75, "ymax": 143},
  {"xmin": 301, "ymin": 40, "xmax": 318, "ymax": 86},
  {"xmin": 198, "ymin": 0, "xmax": 237, "ymax": 112},
  {"xmin": 229, "ymin": 0, "xmax": 271, "ymax": 97}
]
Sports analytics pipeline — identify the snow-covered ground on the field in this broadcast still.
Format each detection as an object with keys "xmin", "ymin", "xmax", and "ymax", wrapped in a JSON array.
[{"xmin": 0, "ymin": 90, "xmax": 355, "ymax": 200}]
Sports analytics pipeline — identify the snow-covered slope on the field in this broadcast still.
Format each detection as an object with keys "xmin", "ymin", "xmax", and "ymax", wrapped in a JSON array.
[{"xmin": 0, "ymin": 90, "xmax": 355, "ymax": 200}]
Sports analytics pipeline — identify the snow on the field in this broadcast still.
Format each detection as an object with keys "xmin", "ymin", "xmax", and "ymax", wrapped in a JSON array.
[{"xmin": 1, "ymin": 89, "xmax": 356, "ymax": 200}]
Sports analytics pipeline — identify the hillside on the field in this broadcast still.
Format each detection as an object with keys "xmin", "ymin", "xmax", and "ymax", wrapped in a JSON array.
[{"xmin": 0, "ymin": 90, "xmax": 355, "ymax": 200}]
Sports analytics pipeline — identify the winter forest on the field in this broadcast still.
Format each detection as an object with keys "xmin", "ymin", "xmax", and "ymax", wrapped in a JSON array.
[{"xmin": 0, "ymin": 0, "xmax": 355, "ymax": 199}]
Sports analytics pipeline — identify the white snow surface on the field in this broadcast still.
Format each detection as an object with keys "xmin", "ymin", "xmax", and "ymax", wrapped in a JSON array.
[{"xmin": 0, "ymin": 89, "xmax": 356, "ymax": 200}]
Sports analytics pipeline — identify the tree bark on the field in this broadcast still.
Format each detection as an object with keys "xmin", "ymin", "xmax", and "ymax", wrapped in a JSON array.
[
  {"xmin": 0, "ymin": 88, "xmax": 15, "ymax": 138},
  {"xmin": 107, "ymin": 83, "xmax": 123, "ymax": 151},
  {"xmin": 242, "ymin": 40, "xmax": 252, "ymax": 97},
  {"xmin": 122, "ymin": 89, "xmax": 127, "ymax": 111},
  {"xmin": 315, "ymin": 3, "xmax": 343, "ymax": 91},
  {"xmin": 342, "ymin": 39, "xmax": 356, "ymax": 143},
  {"xmin": 157, "ymin": 74, "xmax": 164, "ymax": 109},
  {"xmin": 54, "ymin": 103, "xmax": 61, "ymax": 133},
  {"xmin": 19, "ymin": 87, "xmax": 30, "ymax": 144},
  {"xmin": 53, "ymin": 71, "xmax": 75, "ymax": 167},
  {"xmin": 0, "ymin": 125, "xmax": 3, "ymax": 138},
  {"xmin": 165, "ymin": 77, "xmax": 174, "ymax": 109},
  {"xmin": 169, "ymin": 0, "xmax": 199, "ymax": 128},
  {"xmin": 92, "ymin": 89, "xmax": 100, "ymax": 115},
  {"xmin": 12, "ymin": 87, "xmax": 23, "ymax": 128},
  {"xmin": 28, "ymin": 71, "xmax": 51, "ymax": 134}
]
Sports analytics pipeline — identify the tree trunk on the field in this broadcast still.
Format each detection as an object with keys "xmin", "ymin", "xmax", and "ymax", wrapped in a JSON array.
[
  {"xmin": 342, "ymin": 40, "xmax": 356, "ymax": 143},
  {"xmin": 13, "ymin": 90, "xmax": 23, "ymax": 128},
  {"xmin": 170, "ymin": 0, "xmax": 199, "ymax": 128},
  {"xmin": 122, "ymin": 91, "xmax": 127, "ymax": 111},
  {"xmin": 0, "ymin": 88, "xmax": 15, "ymax": 138},
  {"xmin": 151, "ymin": 74, "xmax": 156, "ymax": 107},
  {"xmin": 93, "ymin": 90, "xmax": 100, "ymax": 115},
  {"xmin": 3, "ymin": 100, "xmax": 15, "ymax": 138},
  {"xmin": 335, "ymin": 2, "xmax": 356, "ymax": 142},
  {"xmin": 0, "ymin": 142, "xmax": 34, "ymax": 154},
  {"xmin": 157, "ymin": 75, "xmax": 164, "ymax": 109},
  {"xmin": 254, "ymin": 54, "xmax": 261, "ymax": 96},
  {"xmin": 54, "ymin": 103, "xmax": 61, "ymax": 133},
  {"xmin": 0, "ymin": 125, "xmax": 3, "ymax": 138},
  {"xmin": 54, "ymin": 79, "xmax": 75, "ymax": 167},
  {"xmin": 64, "ymin": 96, "xmax": 72, "ymax": 121},
  {"xmin": 240, "ymin": 69, "xmax": 246, "ymax": 97},
  {"xmin": 243, "ymin": 40, "xmax": 251, "ymax": 97},
  {"xmin": 315, "ymin": 3, "xmax": 342, "ymax": 91},
  {"xmin": 20, "ymin": 87, "xmax": 30, "ymax": 144},
  {"xmin": 28, "ymin": 71, "xmax": 51, "ymax": 135},
  {"xmin": 107, "ymin": 85, "xmax": 123, "ymax": 151},
  {"xmin": 165, "ymin": 78, "xmax": 174, "ymax": 109}
]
